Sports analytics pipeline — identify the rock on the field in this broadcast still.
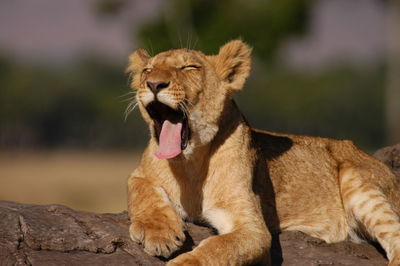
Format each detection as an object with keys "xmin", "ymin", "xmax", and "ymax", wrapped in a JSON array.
[
  {"xmin": 0, "ymin": 201, "xmax": 165, "ymax": 266},
  {"xmin": 0, "ymin": 200, "xmax": 216, "ymax": 266},
  {"xmin": 374, "ymin": 143, "xmax": 400, "ymax": 177},
  {"xmin": 1, "ymin": 143, "xmax": 399, "ymax": 265},
  {"xmin": 0, "ymin": 201, "xmax": 388, "ymax": 266},
  {"xmin": 276, "ymin": 231, "xmax": 387, "ymax": 266}
]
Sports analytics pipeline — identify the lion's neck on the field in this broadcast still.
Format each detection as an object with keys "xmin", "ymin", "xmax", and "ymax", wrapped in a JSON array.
[
  {"xmin": 163, "ymin": 101, "xmax": 252, "ymax": 220},
  {"xmin": 211, "ymin": 99, "xmax": 248, "ymax": 146},
  {"xmin": 170, "ymin": 99, "xmax": 249, "ymax": 168}
]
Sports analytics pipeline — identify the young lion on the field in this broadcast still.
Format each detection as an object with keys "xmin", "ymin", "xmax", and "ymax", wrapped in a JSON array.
[{"xmin": 126, "ymin": 40, "xmax": 400, "ymax": 265}]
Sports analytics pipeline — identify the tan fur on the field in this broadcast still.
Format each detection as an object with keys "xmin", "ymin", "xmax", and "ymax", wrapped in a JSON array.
[{"xmin": 126, "ymin": 40, "xmax": 400, "ymax": 265}]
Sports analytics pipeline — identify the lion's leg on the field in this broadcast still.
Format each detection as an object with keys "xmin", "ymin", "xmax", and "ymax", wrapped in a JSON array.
[
  {"xmin": 128, "ymin": 176, "xmax": 185, "ymax": 258},
  {"xmin": 168, "ymin": 229, "xmax": 270, "ymax": 266},
  {"xmin": 339, "ymin": 164, "xmax": 400, "ymax": 265},
  {"xmin": 167, "ymin": 205, "xmax": 271, "ymax": 265},
  {"xmin": 167, "ymin": 218, "xmax": 271, "ymax": 266}
]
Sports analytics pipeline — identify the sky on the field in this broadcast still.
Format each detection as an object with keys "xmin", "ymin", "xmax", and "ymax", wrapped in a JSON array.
[
  {"xmin": 281, "ymin": 0, "xmax": 387, "ymax": 68},
  {"xmin": 0, "ymin": 0, "xmax": 162, "ymax": 64}
]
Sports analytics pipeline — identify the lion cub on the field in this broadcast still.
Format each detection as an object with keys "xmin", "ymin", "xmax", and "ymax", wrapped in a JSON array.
[{"xmin": 126, "ymin": 40, "xmax": 400, "ymax": 265}]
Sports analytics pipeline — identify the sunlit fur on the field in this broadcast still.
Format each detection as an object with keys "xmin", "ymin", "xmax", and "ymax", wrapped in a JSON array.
[{"xmin": 126, "ymin": 40, "xmax": 400, "ymax": 265}]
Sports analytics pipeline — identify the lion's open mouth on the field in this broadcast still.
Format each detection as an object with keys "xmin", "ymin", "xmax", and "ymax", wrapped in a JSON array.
[{"xmin": 146, "ymin": 101, "xmax": 190, "ymax": 159}]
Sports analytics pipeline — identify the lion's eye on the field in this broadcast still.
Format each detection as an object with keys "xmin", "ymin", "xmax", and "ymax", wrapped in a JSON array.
[
  {"xmin": 181, "ymin": 65, "xmax": 201, "ymax": 70},
  {"xmin": 143, "ymin": 68, "xmax": 152, "ymax": 73}
]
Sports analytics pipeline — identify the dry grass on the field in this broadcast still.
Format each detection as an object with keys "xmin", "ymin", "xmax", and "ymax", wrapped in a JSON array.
[{"xmin": 0, "ymin": 149, "xmax": 140, "ymax": 213}]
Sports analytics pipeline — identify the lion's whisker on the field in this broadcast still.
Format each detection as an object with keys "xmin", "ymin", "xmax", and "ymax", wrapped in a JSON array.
[
  {"xmin": 179, "ymin": 102, "xmax": 191, "ymax": 119},
  {"xmin": 118, "ymin": 91, "xmax": 136, "ymax": 99},
  {"xmin": 184, "ymin": 100, "xmax": 195, "ymax": 109},
  {"xmin": 192, "ymin": 37, "xmax": 198, "ymax": 50},
  {"xmin": 120, "ymin": 96, "xmax": 136, "ymax": 103},
  {"xmin": 124, "ymin": 100, "xmax": 138, "ymax": 121}
]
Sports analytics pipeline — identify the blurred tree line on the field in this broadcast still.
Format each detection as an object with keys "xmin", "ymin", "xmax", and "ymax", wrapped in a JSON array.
[
  {"xmin": 0, "ymin": 55, "xmax": 148, "ymax": 149},
  {"xmin": 0, "ymin": 0, "xmax": 388, "ymax": 150}
]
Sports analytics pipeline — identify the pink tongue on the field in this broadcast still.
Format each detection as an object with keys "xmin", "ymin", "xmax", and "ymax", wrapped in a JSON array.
[{"xmin": 155, "ymin": 120, "xmax": 182, "ymax": 159}]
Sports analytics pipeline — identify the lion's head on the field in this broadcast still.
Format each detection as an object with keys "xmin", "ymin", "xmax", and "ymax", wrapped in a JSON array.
[{"xmin": 127, "ymin": 40, "xmax": 252, "ymax": 159}]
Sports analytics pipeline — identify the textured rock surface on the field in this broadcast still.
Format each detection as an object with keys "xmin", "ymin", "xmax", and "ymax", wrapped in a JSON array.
[
  {"xmin": 374, "ymin": 143, "xmax": 400, "ymax": 178},
  {"xmin": 0, "ymin": 143, "xmax": 399, "ymax": 265}
]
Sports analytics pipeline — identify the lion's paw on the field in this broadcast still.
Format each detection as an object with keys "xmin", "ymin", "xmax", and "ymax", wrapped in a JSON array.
[
  {"xmin": 166, "ymin": 252, "xmax": 202, "ymax": 266},
  {"xmin": 129, "ymin": 220, "xmax": 185, "ymax": 258}
]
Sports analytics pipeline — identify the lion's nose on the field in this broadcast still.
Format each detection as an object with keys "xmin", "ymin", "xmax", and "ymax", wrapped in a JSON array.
[{"xmin": 146, "ymin": 81, "xmax": 170, "ymax": 94}]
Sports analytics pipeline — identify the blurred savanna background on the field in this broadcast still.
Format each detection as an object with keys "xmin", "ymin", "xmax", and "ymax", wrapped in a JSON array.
[{"xmin": 0, "ymin": 0, "xmax": 399, "ymax": 213}]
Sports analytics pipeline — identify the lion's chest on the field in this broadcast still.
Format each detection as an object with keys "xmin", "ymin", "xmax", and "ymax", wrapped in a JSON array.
[{"xmin": 166, "ymin": 165, "xmax": 207, "ymax": 221}]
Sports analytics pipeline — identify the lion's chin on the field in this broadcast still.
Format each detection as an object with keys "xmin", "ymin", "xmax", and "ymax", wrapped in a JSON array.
[{"xmin": 145, "ymin": 101, "xmax": 190, "ymax": 159}]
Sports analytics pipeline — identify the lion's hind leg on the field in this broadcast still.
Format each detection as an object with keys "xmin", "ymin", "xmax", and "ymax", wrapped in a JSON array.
[{"xmin": 339, "ymin": 164, "xmax": 400, "ymax": 265}]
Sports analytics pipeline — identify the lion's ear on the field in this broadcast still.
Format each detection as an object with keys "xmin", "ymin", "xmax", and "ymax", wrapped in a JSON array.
[
  {"xmin": 126, "ymin": 49, "xmax": 150, "ymax": 73},
  {"xmin": 213, "ymin": 40, "xmax": 252, "ymax": 91}
]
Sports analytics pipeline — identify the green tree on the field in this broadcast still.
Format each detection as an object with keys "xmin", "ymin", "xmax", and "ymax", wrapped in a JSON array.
[{"xmin": 137, "ymin": 0, "xmax": 311, "ymax": 61}]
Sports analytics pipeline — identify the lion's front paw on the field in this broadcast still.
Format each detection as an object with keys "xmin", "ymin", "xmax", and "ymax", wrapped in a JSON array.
[
  {"xmin": 129, "ymin": 219, "xmax": 185, "ymax": 258},
  {"xmin": 166, "ymin": 252, "xmax": 202, "ymax": 266}
]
